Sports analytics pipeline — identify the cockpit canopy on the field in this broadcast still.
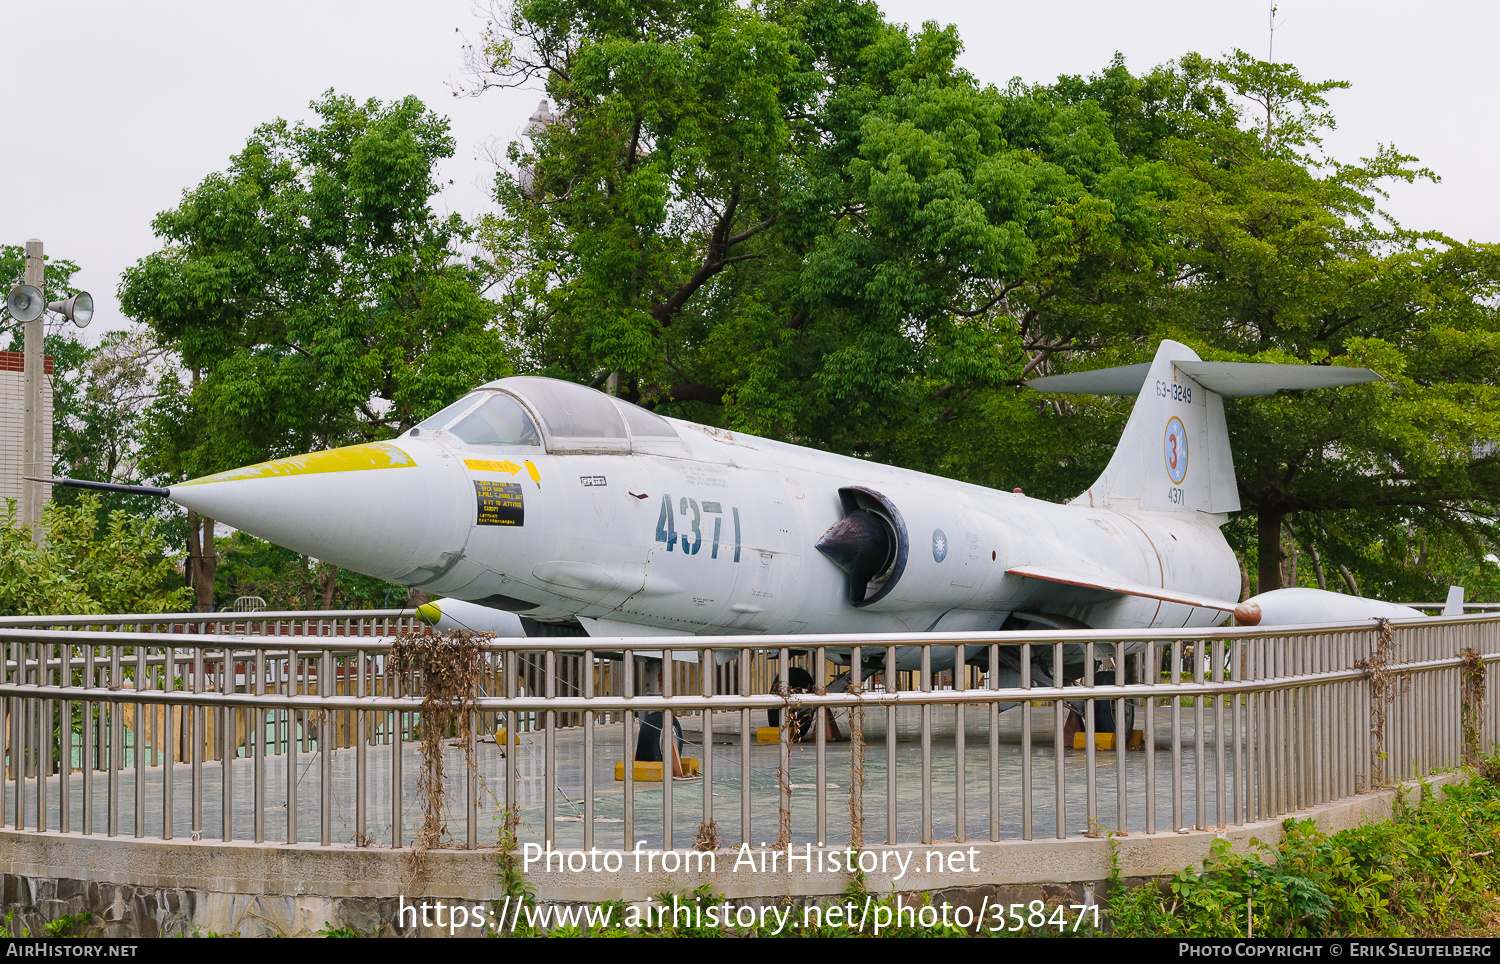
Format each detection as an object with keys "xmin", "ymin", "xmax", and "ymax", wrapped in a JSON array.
[{"xmin": 410, "ymin": 376, "xmax": 678, "ymax": 454}]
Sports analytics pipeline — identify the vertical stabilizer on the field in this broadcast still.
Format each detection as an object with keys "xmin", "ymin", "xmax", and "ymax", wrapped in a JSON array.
[
  {"xmin": 1035, "ymin": 341, "xmax": 1238, "ymax": 517},
  {"xmin": 1078, "ymin": 341, "xmax": 1237, "ymax": 515}
]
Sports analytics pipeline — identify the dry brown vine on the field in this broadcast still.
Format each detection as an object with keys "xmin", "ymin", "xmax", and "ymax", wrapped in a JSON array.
[
  {"xmin": 1461, "ymin": 648, "xmax": 1487, "ymax": 767},
  {"xmin": 847, "ymin": 679, "xmax": 865, "ymax": 853},
  {"xmin": 1355, "ymin": 619, "xmax": 1408, "ymax": 789},
  {"xmin": 387, "ymin": 629, "xmax": 490, "ymax": 888}
]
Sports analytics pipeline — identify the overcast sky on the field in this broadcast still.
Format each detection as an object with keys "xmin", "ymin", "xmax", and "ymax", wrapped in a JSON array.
[{"xmin": 4, "ymin": 1, "xmax": 1495, "ymax": 340}]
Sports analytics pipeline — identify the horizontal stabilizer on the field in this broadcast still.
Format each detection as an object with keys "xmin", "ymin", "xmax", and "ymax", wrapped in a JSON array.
[
  {"xmin": 1027, "ymin": 361, "xmax": 1380, "ymax": 397},
  {"xmin": 1007, "ymin": 565, "xmax": 1239, "ymax": 613},
  {"xmin": 1024, "ymin": 364, "xmax": 1151, "ymax": 395},
  {"xmin": 1028, "ymin": 342, "xmax": 1383, "ymax": 517}
]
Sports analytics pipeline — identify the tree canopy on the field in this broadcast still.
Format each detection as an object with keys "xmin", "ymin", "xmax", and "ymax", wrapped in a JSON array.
[
  {"xmin": 1057, "ymin": 54, "xmax": 1500, "ymax": 598},
  {"xmin": 120, "ymin": 91, "xmax": 509, "ymax": 479},
  {"xmin": 0, "ymin": 496, "xmax": 187, "ymax": 617},
  {"xmin": 84, "ymin": 4, "xmax": 1500, "ymax": 608},
  {"xmin": 118, "ymin": 92, "xmax": 503, "ymax": 610},
  {"xmin": 468, "ymin": 0, "xmax": 1500, "ymax": 599}
]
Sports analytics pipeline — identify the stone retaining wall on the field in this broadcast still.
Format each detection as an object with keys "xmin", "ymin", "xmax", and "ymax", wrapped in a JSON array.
[{"xmin": 0, "ymin": 772, "xmax": 1460, "ymax": 937}]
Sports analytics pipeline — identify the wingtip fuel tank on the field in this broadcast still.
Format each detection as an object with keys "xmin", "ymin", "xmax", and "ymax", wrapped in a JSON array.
[
  {"xmin": 1229, "ymin": 588, "xmax": 1423, "ymax": 627},
  {"xmin": 414, "ymin": 597, "xmax": 525, "ymax": 636}
]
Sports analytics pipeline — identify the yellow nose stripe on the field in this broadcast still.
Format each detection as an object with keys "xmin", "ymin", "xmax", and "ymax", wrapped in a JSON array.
[{"xmin": 181, "ymin": 442, "xmax": 416, "ymax": 486}]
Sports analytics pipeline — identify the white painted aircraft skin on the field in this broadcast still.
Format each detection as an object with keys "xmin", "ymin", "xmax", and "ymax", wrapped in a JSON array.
[{"xmin": 157, "ymin": 340, "xmax": 1398, "ymax": 672}]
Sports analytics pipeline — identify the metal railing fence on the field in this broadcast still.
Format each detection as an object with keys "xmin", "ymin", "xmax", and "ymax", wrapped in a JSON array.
[
  {"xmin": 0, "ymin": 611, "xmax": 789, "ymax": 731},
  {"xmin": 0, "ymin": 613, "xmax": 1492, "ymax": 852},
  {"xmin": 0, "ymin": 609, "xmax": 424, "ymax": 635}
]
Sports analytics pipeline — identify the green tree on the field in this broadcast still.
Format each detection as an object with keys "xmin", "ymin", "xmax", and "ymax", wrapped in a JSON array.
[
  {"xmin": 470, "ymin": 0, "xmax": 1166, "ymax": 485},
  {"xmin": 214, "ymin": 531, "xmax": 405, "ymax": 612},
  {"xmin": 120, "ymin": 92, "xmax": 510, "ymax": 610},
  {"xmin": 45, "ymin": 328, "xmax": 173, "ymax": 526},
  {"xmin": 1056, "ymin": 53, "xmax": 1500, "ymax": 597},
  {"xmin": 469, "ymin": 0, "xmax": 817, "ymax": 399},
  {"xmin": 120, "ymin": 91, "xmax": 508, "ymax": 472},
  {"xmin": 0, "ymin": 496, "xmax": 188, "ymax": 617},
  {"xmin": 478, "ymin": 1, "xmax": 1500, "ymax": 602}
]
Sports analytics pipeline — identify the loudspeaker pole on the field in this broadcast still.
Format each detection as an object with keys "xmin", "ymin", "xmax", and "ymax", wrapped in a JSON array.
[{"xmin": 22, "ymin": 238, "xmax": 44, "ymax": 544}]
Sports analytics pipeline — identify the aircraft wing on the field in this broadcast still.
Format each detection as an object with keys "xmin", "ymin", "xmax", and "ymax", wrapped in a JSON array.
[
  {"xmin": 1006, "ymin": 567, "xmax": 1436, "ymax": 628},
  {"xmin": 1006, "ymin": 565, "xmax": 1239, "ymax": 613}
]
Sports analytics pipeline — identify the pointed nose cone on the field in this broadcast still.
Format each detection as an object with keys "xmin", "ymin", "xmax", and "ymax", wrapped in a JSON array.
[{"xmin": 168, "ymin": 441, "xmax": 470, "ymax": 584}]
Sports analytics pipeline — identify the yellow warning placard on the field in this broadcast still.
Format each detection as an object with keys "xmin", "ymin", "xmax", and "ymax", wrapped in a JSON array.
[{"xmin": 475, "ymin": 480, "xmax": 524, "ymax": 526}]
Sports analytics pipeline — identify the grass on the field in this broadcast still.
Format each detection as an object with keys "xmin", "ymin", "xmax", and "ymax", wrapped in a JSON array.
[
  {"xmin": 1103, "ymin": 763, "xmax": 1500, "ymax": 938},
  {"xmin": 491, "ymin": 760, "xmax": 1500, "ymax": 937}
]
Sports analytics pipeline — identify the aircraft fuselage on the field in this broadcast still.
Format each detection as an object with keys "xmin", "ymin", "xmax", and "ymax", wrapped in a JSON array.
[{"xmin": 308, "ymin": 417, "xmax": 1240, "ymax": 638}]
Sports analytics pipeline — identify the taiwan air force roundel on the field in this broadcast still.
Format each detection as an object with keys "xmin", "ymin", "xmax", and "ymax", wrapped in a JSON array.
[{"xmin": 1163, "ymin": 417, "xmax": 1188, "ymax": 485}]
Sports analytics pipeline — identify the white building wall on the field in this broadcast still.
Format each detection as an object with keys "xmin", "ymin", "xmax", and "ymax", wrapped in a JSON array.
[{"xmin": 0, "ymin": 351, "xmax": 54, "ymax": 514}]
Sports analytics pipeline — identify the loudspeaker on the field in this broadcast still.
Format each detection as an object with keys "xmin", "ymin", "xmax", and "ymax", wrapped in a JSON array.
[
  {"xmin": 47, "ymin": 291, "xmax": 93, "ymax": 328},
  {"xmin": 6, "ymin": 284, "xmax": 44, "ymax": 322}
]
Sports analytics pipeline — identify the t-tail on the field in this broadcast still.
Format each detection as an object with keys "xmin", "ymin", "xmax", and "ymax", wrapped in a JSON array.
[
  {"xmin": 1024, "ymin": 343, "xmax": 1427, "ymax": 627},
  {"xmin": 1027, "ymin": 340, "xmax": 1380, "ymax": 520}
]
